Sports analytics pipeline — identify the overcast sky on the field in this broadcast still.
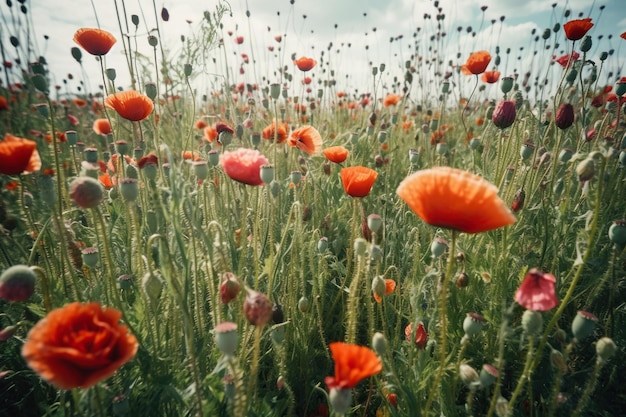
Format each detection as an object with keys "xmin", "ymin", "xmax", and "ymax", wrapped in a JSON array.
[{"xmin": 1, "ymin": 0, "xmax": 625, "ymax": 102}]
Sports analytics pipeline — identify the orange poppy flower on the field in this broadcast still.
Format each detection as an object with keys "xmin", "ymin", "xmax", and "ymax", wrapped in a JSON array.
[
  {"xmin": 323, "ymin": 146, "xmax": 349, "ymax": 164},
  {"xmin": 0, "ymin": 95, "xmax": 9, "ymax": 111},
  {"xmin": 324, "ymin": 342, "xmax": 382, "ymax": 390},
  {"xmin": 182, "ymin": 151, "xmax": 202, "ymax": 162},
  {"xmin": 340, "ymin": 166, "xmax": 378, "ymax": 198},
  {"xmin": 0, "ymin": 133, "xmax": 41, "ymax": 175},
  {"xmin": 99, "ymin": 172, "xmax": 115, "ymax": 189},
  {"xmin": 293, "ymin": 56, "xmax": 317, "ymax": 72},
  {"xmin": 72, "ymin": 98, "xmax": 87, "ymax": 107},
  {"xmin": 93, "ymin": 118, "xmax": 112, "ymax": 135},
  {"xmin": 287, "ymin": 125, "xmax": 323, "ymax": 155},
  {"xmin": 21, "ymin": 302, "xmax": 138, "ymax": 390},
  {"xmin": 373, "ymin": 279, "xmax": 396, "ymax": 303},
  {"xmin": 73, "ymin": 28, "xmax": 117, "ymax": 56},
  {"xmin": 461, "ymin": 50, "xmax": 491, "ymax": 75},
  {"xmin": 105, "ymin": 90, "xmax": 154, "ymax": 122},
  {"xmin": 481, "ymin": 70, "xmax": 500, "ymax": 84},
  {"xmin": 262, "ymin": 120, "xmax": 289, "ymax": 143},
  {"xmin": 204, "ymin": 125, "xmax": 218, "ymax": 142},
  {"xmin": 195, "ymin": 119, "xmax": 208, "ymax": 130},
  {"xmin": 563, "ymin": 18, "xmax": 593, "ymax": 41},
  {"xmin": 396, "ymin": 166, "xmax": 515, "ymax": 234},
  {"xmin": 621, "ymin": 31, "xmax": 626, "ymax": 40},
  {"xmin": 383, "ymin": 93, "xmax": 402, "ymax": 107}
]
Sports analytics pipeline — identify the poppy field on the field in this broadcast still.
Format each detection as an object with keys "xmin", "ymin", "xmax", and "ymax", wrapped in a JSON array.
[{"xmin": 1, "ymin": 1, "xmax": 625, "ymax": 416}]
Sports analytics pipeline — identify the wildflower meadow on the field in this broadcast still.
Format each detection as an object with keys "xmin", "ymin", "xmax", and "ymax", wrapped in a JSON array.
[{"xmin": 1, "ymin": 1, "xmax": 625, "ymax": 416}]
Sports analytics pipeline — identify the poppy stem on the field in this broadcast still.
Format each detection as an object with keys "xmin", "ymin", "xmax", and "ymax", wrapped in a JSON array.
[{"xmin": 424, "ymin": 229, "xmax": 456, "ymax": 414}]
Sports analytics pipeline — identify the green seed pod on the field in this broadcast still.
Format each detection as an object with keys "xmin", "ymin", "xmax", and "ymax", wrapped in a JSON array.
[
  {"xmin": 81, "ymin": 247, "xmax": 99, "ymax": 268},
  {"xmin": 463, "ymin": 312, "xmax": 486, "ymax": 337},
  {"xmin": 193, "ymin": 161, "xmax": 209, "ymax": 180},
  {"xmin": 571, "ymin": 310, "xmax": 597, "ymax": 340},
  {"xmin": 317, "ymin": 237, "xmax": 329, "ymax": 253},
  {"xmin": 214, "ymin": 322, "xmax": 238, "ymax": 356},
  {"xmin": 608, "ymin": 220, "xmax": 626, "ymax": 248},
  {"xmin": 479, "ymin": 364, "xmax": 499, "ymax": 388},
  {"xmin": 580, "ymin": 35, "xmax": 592, "ymax": 52},
  {"xmin": 119, "ymin": 178, "xmax": 139, "ymax": 202}
]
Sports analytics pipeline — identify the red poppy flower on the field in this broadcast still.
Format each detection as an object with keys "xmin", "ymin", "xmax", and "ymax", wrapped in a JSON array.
[
  {"xmin": 72, "ymin": 98, "xmax": 87, "ymax": 107},
  {"xmin": 323, "ymin": 146, "xmax": 349, "ymax": 164},
  {"xmin": 621, "ymin": 32, "xmax": 626, "ymax": 40},
  {"xmin": 195, "ymin": 119, "xmax": 208, "ymax": 130},
  {"xmin": 554, "ymin": 52, "xmax": 580, "ymax": 68},
  {"xmin": 461, "ymin": 50, "xmax": 491, "ymax": 75},
  {"xmin": 405, "ymin": 322, "xmax": 428, "ymax": 349},
  {"xmin": 288, "ymin": 125, "xmax": 323, "ymax": 155},
  {"xmin": 563, "ymin": 18, "xmax": 593, "ymax": 41},
  {"xmin": 21, "ymin": 302, "xmax": 138, "ymax": 390},
  {"xmin": 181, "ymin": 151, "xmax": 202, "ymax": 162},
  {"xmin": 340, "ymin": 166, "xmax": 378, "ymax": 198},
  {"xmin": 73, "ymin": 28, "xmax": 117, "ymax": 56},
  {"xmin": 220, "ymin": 148, "xmax": 269, "ymax": 186},
  {"xmin": 324, "ymin": 342, "xmax": 382, "ymax": 390},
  {"xmin": 514, "ymin": 268, "xmax": 559, "ymax": 311},
  {"xmin": 481, "ymin": 70, "xmax": 500, "ymax": 84},
  {"xmin": 93, "ymin": 118, "xmax": 112, "ymax": 135},
  {"xmin": 105, "ymin": 90, "xmax": 154, "ymax": 122},
  {"xmin": 373, "ymin": 279, "xmax": 396, "ymax": 303},
  {"xmin": 235, "ymin": 36, "xmax": 244, "ymax": 44},
  {"xmin": 383, "ymin": 93, "xmax": 402, "ymax": 107},
  {"xmin": 294, "ymin": 56, "xmax": 317, "ymax": 72},
  {"xmin": 396, "ymin": 167, "xmax": 515, "ymax": 234},
  {"xmin": 0, "ymin": 133, "xmax": 41, "ymax": 175},
  {"xmin": 0, "ymin": 96, "xmax": 8, "ymax": 111},
  {"xmin": 262, "ymin": 120, "xmax": 289, "ymax": 143}
]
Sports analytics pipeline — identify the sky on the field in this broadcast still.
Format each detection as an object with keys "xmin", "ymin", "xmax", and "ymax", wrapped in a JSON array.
[{"xmin": 1, "ymin": 0, "xmax": 625, "ymax": 103}]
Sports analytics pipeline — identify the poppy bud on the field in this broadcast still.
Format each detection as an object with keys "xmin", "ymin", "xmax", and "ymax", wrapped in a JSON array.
[
  {"xmin": 270, "ymin": 180, "xmax": 281, "ymax": 198},
  {"xmin": 492, "ymin": 100, "xmax": 516, "ymax": 129},
  {"xmin": 616, "ymin": 81, "xmax": 626, "ymax": 96},
  {"xmin": 214, "ymin": 322, "xmax": 238, "ymax": 356},
  {"xmin": 106, "ymin": 68, "xmax": 116, "ymax": 81},
  {"xmin": 580, "ymin": 35, "xmax": 592, "ymax": 52},
  {"xmin": 576, "ymin": 157, "xmax": 595, "ymax": 182},
  {"xmin": 372, "ymin": 276, "xmax": 386, "ymax": 300},
  {"xmin": 183, "ymin": 63, "xmax": 192, "ymax": 77},
  {"xmin": 558, "ymin": 148, "xmax": 574, "ymax": 164},
  {"xmin": 0, "ymin": 325, "xmax": 17, "ymax": 342},
  {"xmin": 456, "ymin": 272, "xmax": 469, "ymax": 288},
  {"xmin": 550, "ymin": 349, "xmax": 568, "ymax": 372},
  {"xmin": 372, "ymin": 332, "xmax": 388, "ymax": 356},
  {"xmin": 566, "ymin": 68, "xmax": 577, "ymax": 84},
  {"xmin": 596, "ymin": 337, "xmax": 616, "ymax": 364},
  {"xmin": 298, "ymin": 296, "xmax": 310, "ymax": 313},
  {"xmin": 148, "ymin": 35, "xmax": 158, "ymax": 47},
  {"xmin": 0, "ymin": 265, "xmax": 36, "ymax": 302},
  {"xmin": 555, "ymin": 103, "xmax": 574, "ymax": 129},
  {"xmin": 145, "ymin": 82, "xmax": 157, "ymax": 100},
  {"xmin": 542, "ymin": 28, "xmax": 551, "ymax": 40},
  {"xmin": 571, "ymin": 310, "xmax": 597, "ymax": 341},
  {"xmin": 219, "ymin": 272, "xmax": 240, "ymax": 304},
  {"xmin": 142, "ymin": 272, "xmax": 163, "ymax": 302},
  {"xmin": 71, "ymin": 46, "xmax": 82, "ymax": 63},
  {"xmin": 459, "ymin": 364, "xmax": 479, "ymax": 386},
  {"xmin": 69, "ymin": 176, "xmax": 104, "ymax": 209},
  {"xmin": 521, "ymin": 310, "xmax": 543, "ymax": 335},
  {"xmin": 243, "ymin": 288, "xmax": 273, "ymax": 326},
  {"xmin": 367, "ymin": 214, "xmax": 383, "ymax": 234},
  {"xmin": 511, "ymin": 189, "xmax": 525, "ymax": 212}
]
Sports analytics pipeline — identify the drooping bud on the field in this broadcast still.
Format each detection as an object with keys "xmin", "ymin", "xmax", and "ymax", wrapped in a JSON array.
[
  {"xmin": 219, "ymin": 272, "xmax": 241, "ymax": 303},
  {"xmin": 371, "ymin": 275, "xmax": 386, "ymax": 300},
  {"xmin": 372, "ymin": 332, "xmax": 388, "ymax": 356},
  {"xmin": 576, "ymin": 157, "xmax": 595, "ymax": 182},
  {"xmin": 459, "ymin": 364, "xmax": 479, "ymax": 386},
  {"xmin": 298, "ymin": 296, "xmax": 310, "ymax": 313}
]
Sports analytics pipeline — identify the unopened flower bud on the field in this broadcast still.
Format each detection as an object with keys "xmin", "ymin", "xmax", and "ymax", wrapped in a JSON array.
[
  {"xmin": 459, "ymin": 364, "xmax": 479, "ymax": 386},
  {"xmin": 521, "ymin": 310, "xmax": 543, "ymax": 336},
  {"xmin": 608, "ymin": 220, "xmax": 626, "ymax": 249},
  {"xmin": 354, "ymin": 238, "xmax": 368, "ymax": 257},
  {"xmin": 576, "ymin": 157, "xmax": 595, "ymax": 182},
  {"xmin": 372, "ymin": 332, "xmax": 387, "ymax": 356},
  {"xmin": 219, "ymin": 272, "xmax": 241, "ymax": 304},
  {"xmin": 492, "ymin": 100, "xmax": 516, "ymax": 129},
  {"xmin": 298, "ymin": 296, "xmax": 310, "ymax": 313},
  {"xmin": 142, "ymin": 272, "xmax": 163, "ymax": 302},
  {"xmin": 0, "ymin": 265, "xmax": 36, "ymax": 302},
  {"xmin": 555, "ymin": 103, "xmax": 575, "ymax": 130},
  {"xmin": 595, "ymin": 337, "xmax": 616, "ymax": 363},
  {"xmin": 372, "ymin": 275, "xmax": 386, "ymax": 300}
]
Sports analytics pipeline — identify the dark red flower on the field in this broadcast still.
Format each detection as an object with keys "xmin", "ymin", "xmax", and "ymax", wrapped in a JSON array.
[{"xmin": 563, "ymin": 18, "xmax": 593, "ymax": 41}]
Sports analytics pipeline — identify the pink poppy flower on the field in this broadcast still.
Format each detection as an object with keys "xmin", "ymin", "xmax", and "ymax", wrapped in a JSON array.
[
  {"xmin": 514, "ymin": 268, "xmax": 559, "ymax": 311},
  {"xmin": 220, "ymin": 148, "xmax": 269, "ymax": 186}
]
